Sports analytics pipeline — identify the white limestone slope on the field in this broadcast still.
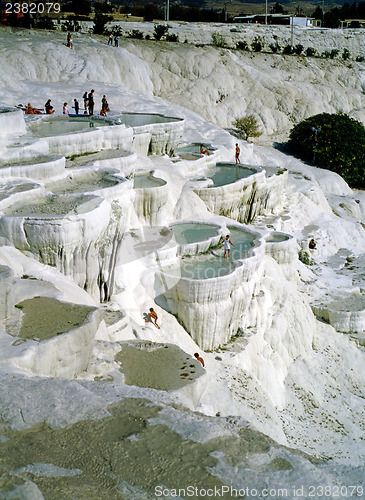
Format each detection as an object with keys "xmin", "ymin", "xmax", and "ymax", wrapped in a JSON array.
[{"xmin": 0, "ymin": 26, "xmax": 364, "ymax": 497}]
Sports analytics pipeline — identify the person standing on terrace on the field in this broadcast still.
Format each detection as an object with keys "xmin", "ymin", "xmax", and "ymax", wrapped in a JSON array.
[{"xmin": 223, "ymin": 235, "xmax": 235, "ymax": 259}]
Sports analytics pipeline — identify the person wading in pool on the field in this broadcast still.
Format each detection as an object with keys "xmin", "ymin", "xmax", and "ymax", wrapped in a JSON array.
[{"xmin": 223, "ymin": 234, "xmax": 235, "ymax": 259}]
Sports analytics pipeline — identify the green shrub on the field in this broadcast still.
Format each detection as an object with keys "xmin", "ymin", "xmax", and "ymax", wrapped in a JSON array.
[
  {"xmin": 283, "ymin": 44, "xmax": 294, "ymax": 54},
  {"xmin": 111, "ymin": 26, "xmax": 123, "ymax": 37},
  {"xmin": 288, "ymin": 112, "xmax": 365, "ymax": 188},
  {"xmin": 251, "ymin": 36, "xmax": 263, "ymax": 52},
  {"xmin": 153, "ymin": 24, "xmax": 169, "ymax": 40},
  {"xmin": 298, "ymin": 250, "xmax": 313, "ymax": 265},
  {"xmin": 322, "ymin": 50, "xmax": 331, "ymax": 58},
  {"xmin": 269, "ymin": 42, "xmax": 281, "ymax": 53},
  {"xmin": 294, "ymin": 43, "xmax": 304, "ymax": 55},
  {"xmin": 236, "ymin": 40, "xmax": 249, "ymax": 50},
  {"xmin": 62, "ymin": 17, "xmax": 81, "ymax": 32},
  {"xmin": 93, "ymin": 13, "xmax": 113, "ymax": 34},
  {"xmin": 330, "ymin": 49, "xmax": 339, "ymax": 59},
  {"xmin": 232, "ymin": 115, "xmax": 262, "ymax": 141},
  {"xmin": 342, "ymin": 48, "xmax": 350, "ymax": 60},
  {"xmin": 166, "ymin": 33, "xmax": 179, "ymax": 42},
  {"xmin": 129, "ymin": 29, "xmax": 144, "ymax": 39},
  {"xmin": 305, "ymin": 47, "xmax": 316, "ymax": 57},
  {"xmin": 211, "ymin": 32, "xmax": 226, "ymax": 47},
  {"xmin": 35, "ymin": 16, "xmax": 55, "ymax": 29},
  {"xmin": 356, "ymin": 55, "xmax": 364, "ymax": 62}
]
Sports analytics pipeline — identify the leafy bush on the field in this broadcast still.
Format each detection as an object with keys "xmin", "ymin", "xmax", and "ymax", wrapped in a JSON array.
[
  {"xmin": 356, "ymin": 55, "xmax": 364, "ymax": 62},
  {"xmin": 322, "ymin": 50, "xmax": 331, "ymax": 58},
  {"xmin": 236, "ymin": 40, "xmax": 249, "ymax": 51},
  {"xmin": 294, "ymin": 44, "xmax": 304, "ymax": 55},
  {"xmin": 166, "ymin": 33, "xmax": 179, "ymax": 42},
  {"xmin": 232, "ymin": 115, "xmax": 262, "ymax": 141},
  {"xmin": 111, "ymin": 26, "xmax": 123, "ymax": 37},
  {"xmin": 342, "ymin": 48, "xmax": 350, "ymax": 60},
  {"xmin": 288, "ymin": 112, "xmax": 365, "ymax": 188},
  {"xmin": 305, "ymin": 47, "xmax": 316, "ymax": 57},
  {"xmin": 62, "ymin": 17, "xmax": 81, "ymax": 32},
  {"xmin": 35, "ymin": 16, "xmax": 55, "ymax": 29},
  {"xmin": 211, "ymin": 32, "xmax": 226, "ymax": 48},
  {"xmin": 128, "ymin": 29, "xmax": 144, "ymax": 39},
  {"xmin": 251, "ymin": 36, "xmax": 263, "ymax": 52},
  {"xmin": 269, "ymin": 42, "xmax": 281, "ymax": 53},
  {"xmin": 283, "ymin": 44, "xmax": 294, "ymax": 55},
  {"xmin": 153, "ymin": 24, "xmax": 169, "ymax": 40},
  {"xmin": 298, "ymin": 250, "xmax": 313, "ymax": 265},
  {"xmin": 330, "ymin": 49, "xmax": 339, "ymax": 59},
  {"xmin": 93, "ymin": 13, "xmax": 113, "ymax": 34}
]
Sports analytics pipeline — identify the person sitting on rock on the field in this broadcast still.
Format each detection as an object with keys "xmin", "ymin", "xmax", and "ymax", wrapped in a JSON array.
[
  {"xmin": 145, "ymin": 307, "xmax": 160, "ymax": 329},
  {"xmin": 45, "ymin": 99, "xmax": 54, "ymax": 114},
  {"xmin": 200, "ymin": 144, "xmax": 210, "ymax": 156},
  {"xmin": 25, "ymin": 103, "xmax": 43, "ymax": 114},
  {"xmin": 194, "ymin": 353, "xmax": 205, "ymax": 367},
  {"xmin": 309, "ymin": 239, "xmax": 317, "ymax": 250}
]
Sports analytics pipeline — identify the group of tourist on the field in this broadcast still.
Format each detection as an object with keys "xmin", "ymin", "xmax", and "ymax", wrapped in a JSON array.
[
  {"xmin": 107, "ymin": 33, "xmax": 119, "ymax": 47},
  {"xmin": 24, "ymin": 91, "xmax": 110, "ymax": 117}
]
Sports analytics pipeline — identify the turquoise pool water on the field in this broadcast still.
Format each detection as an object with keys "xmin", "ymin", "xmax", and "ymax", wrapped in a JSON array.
[
  {"xmin": 163, "ymin": 227, "xmax": 256, "ymax": 280},
  {"xmin": 133, "ymin": 173, "xmax": 166, "ymax": 189},
  {"xmin": 266, "ymin": 233, "xmax": 290, "ymax": 243},
  {"xmin": 170, "ymin": 223, "xmax": 219, "ymax": 244},
  {"xmin": 208, "ymin": 163, "xmax": 256, "ymax": 187},
  {"xmin": 29, "ymin": 117, "xmax": 112, "ymax": 137},
  {"xmin": 48, "ymin": 171, "xmax": 120, "ymax": 195},
  {"xmin": 118, "ymin": 113, "xmax": 181, "ymax": 127}
]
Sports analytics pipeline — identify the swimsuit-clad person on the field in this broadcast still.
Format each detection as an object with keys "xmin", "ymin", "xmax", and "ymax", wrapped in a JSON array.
[
  {"xmin": 235, "ymin": 143, "xmax": 240, "ymax": 164},
  {"xmin": 223, "ymin": 234, "xmax": 235, "ymax": 259}
]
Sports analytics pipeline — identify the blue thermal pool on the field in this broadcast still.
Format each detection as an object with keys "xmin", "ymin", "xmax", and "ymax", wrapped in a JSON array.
[
  {"xmin": 170, "ymin": 223, "xmax": 220, "ymax": 244},
  {"xmin": 28, "ymin": 116, "xmax": 113, "ymax": 137},
  {"xmin": 117, "ymin": 113, "xmax": 181, "ymax": 127},
  {"xmin": 47, "ymin": 171, "xmax": 120, "ymax": 195},
  {"xmin": 5, "ymin": 194, "xmax": 101, "ymax": 217},
  {"xmin": 133, "ymin": 172, "xmax": 166, "ymax": 189},
  {"xmin": 163, "ymin": 227, "xmax": 256, "ymax": 280},
  {"xmin": 266, "ymin": 233, "xmax": 290, "ymax": 243},
  {"xmin": 207, "ymin": 163, "xmax": 257, "ymax": 187}
]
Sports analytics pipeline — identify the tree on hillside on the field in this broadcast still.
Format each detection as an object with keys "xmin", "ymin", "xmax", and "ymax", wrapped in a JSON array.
[
  {"xmin": 311, "ymin": 6, "xmax": 323, "ymax": 20},
  {"xmin": 271, "ymin": 2, "xmax": 284, "ymax": 14},
  {"xmin": 232, "ymin": 115, "xmax": 262, "ymax": 142},
  {"xmin": 93, "ymin": 12, "xmax": 113, "ymax": 34},
  {"xmin": 288, "ymin": 113, "xmax": 365, "ymax": 188}
]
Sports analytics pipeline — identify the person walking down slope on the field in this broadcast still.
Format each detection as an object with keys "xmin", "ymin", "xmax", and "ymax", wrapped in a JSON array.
[
  {"xmin": 107, "ymin": 33, "xmax": 113, "ymax": 45},
  {"xmin": 145, "ymin": 308, "xmax": 160, "ymax": 329},
  {"xmin": 235, "ymin": 143, "xmax": 240, "ymax": 164},
  {"xmin": 114, "ymin": 35, "xmax": 119, "ymax": 47},
  {"xmin": 88, "ymin": 90, "xmax": 94, "ymax": 116}
]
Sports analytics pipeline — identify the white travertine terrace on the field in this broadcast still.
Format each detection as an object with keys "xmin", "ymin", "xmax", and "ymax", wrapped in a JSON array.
[
  {"xmin": 194, "ymin": 164, "xmax": 287, "ymax": 223},
  {"xmin": 0, "ymin": 107, "xmax": 26, "ymax": 137}
]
